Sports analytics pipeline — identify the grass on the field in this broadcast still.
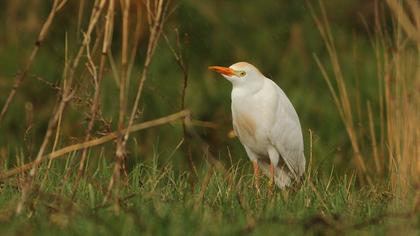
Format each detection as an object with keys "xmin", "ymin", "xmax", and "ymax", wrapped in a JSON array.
[{"xmin": 0, "ymin": 154, "xmax": 418, "ymax": 236}]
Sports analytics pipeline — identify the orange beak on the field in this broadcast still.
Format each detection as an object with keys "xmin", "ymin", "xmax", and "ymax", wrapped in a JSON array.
[{"xmin": 208, "ymin": 66, "xmax": 235, "ymax": 76}]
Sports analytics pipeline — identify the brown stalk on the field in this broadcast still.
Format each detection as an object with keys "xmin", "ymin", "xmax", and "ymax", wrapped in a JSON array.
[
  {"xmin": 310, "ymin": 1, "xmax": 369, "ymax": 184},
  {"xmin": 107, "ymin": 48, "xmax": 121, "ymax": 85},
  {"xmin": 77, "ymin": 0, "xmax": 86, "ymax": 42},
  {"xmin": 118, "ymin": 0, "xmax": 130, "ymax": 135},
  {"xmin": 102, "ymin": 0, "xmax": 170, "ymax": 205},
  {"xmin": 127, "ymin": 1, "xmax": 145, "ymax": 84},
  {"xmin": 123, "ymin": 0, "xmax": 169, "ymax": 143},
  {"xmin": 16, "ymin": 0, "xmax": 108, "ymax": 214},
  {"xmin": 378, "ymin": 3, "xmax": 388, "ymax": 166},
  {"xmin": 0, "ymin": 0, "xmax": 67, "ymax": 124},
  {"xmin": 39, "ymin": 97, "xmax": 64, "ymax": 188},
  {"xmin": 385, "ymin": 0, "xmax": 420, "ymax": 194},
  {"xmin": 162, "ymin": 29, "xmax": 198, "ymax": 187},
  {"xmin": 367, "ymin": 101, "xmax": 381, "ymax": 175},
  {"xmin": 194, "ymin": 168, "xmax": 213, "ymax": 210},
  {"xmin": 71, "ymin": 0, "xmax": 115, "ymax": 200},
  {"xmin": 0, "ymin": 110, "xmax": 190, "ymax": 181},
  {"xmin": 103, "ymin": 0, "xmax": 131, "ymax": 205},
  {"xmin": 372, "ymin": 2, "xmax": 387, "ymax": 167},
  {"xmin": 386, "ymin": 0, "xmax": 420, "ymax": 44},
  {"xmin": 37, "ymin": 34, "xmax": 70, "ymax": 191},
  {"xmin": 312, "ymin": 0, "xmax": 418, "ymax": 196},
  {"xmin": 307, "ymin": 129, "xmax": 313, "ymax": 184},
  {"xmin": 58, "ymin": 15, "xmax": 108, "ymax": 196}
]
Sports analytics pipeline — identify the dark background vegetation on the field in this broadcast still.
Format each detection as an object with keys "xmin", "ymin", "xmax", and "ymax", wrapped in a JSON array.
[{"xmin": 0, "ymin": 0, "xmax": 381, "ymax": 175}]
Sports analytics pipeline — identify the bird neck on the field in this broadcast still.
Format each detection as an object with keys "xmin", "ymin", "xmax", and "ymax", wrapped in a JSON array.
[
  {"xmin": 232, "ymin": 78, "xmax": 265, "ymax": 93},
  {"xmin": 231, "ymin": 77, "xmax": 265, "ymax": 96}
]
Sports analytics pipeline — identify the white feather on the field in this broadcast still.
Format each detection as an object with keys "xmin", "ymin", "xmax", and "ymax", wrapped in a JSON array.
[{"xmin": 212, "ymin": 62, "xmax": 306, "ymax": 188}]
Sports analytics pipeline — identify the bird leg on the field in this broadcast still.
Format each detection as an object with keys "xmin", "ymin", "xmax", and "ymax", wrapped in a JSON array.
[
  {"xmin": 253, "ymin": 160, "xmax": 260, "ymax": 193},
  {"xmin": 267, "ymin": 147, "xmax": 279, "ymax": 193},
  {"xmin": 269, "ymin": 163, "xmax": 275, "ymax": 188}
]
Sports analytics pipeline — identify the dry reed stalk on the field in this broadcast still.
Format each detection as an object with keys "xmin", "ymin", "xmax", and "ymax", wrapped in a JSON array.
[
  {"xmin": 38, "ymin": 33, "xmax": 72, "ymax": 193},
  {"xmin": 194, "ymin": 168, "xmax": 213, "ymax": 210},
  {"xmin": 367, "ymin": 101, "xmax": 381, "ymax": 174},
  {"xmin": 77, "ymin": 0, "xmax": 86, "ymax": 42},
  {"xmin": 103, "ymin": 0, "xmax": 170, "ymax": 204},
  {"xmin": 103, "ymin": 0, "xmax": 130, "ymax": 205},
  {"xmin": 387, "ymin": 0, "xmax": 420, "ymax": 43},
  {"xmin": 372, "ymin": 2, "xmax": 387, "ymax": 163},
  {"xmin": 118, "ymin": 0, "xmax": 131, "ymax": 142},
  {"xmin": 39, "ymin": 97, "xmax": 64, "ymax": 188},
  {"xmin": 307, "ymin": 129, "xmax": 314, "ymax": 184},
  {"xmin": 127, "ymin": 1, "xmax": 145, "ymax": 83},
  {"xmin": 71, "ymin": 0, "xmax": 115, "ymax": 199},
  {"xmin": 385, "ymin": 0, "xmax": 420, "ymax": 195},
  {"xmin": 311, "ymin": 2, "xmax": 369, "ymax": 185},
  {"xmin": 163, "ymin": 29, "xmax": 198, "ymax": 189},
  {"xmin": 0, "ymin": 0, "xmax": 67, "ymax": 124},
  {"xmin": 59, "ymin": 20, "xmax": 108, "ymax": 196},
  {"xmin": 33, "ymin": 105, "xmax": 64, "ymax": 209},
  {"xmin": 124, "ymin": 0, "xmax": 169, "ymax": 142},
  {"xmin": 312, "ymin": 0, "xmax": 419, "ymax": 198},
  {"xmin": 15, "ymin": 0, "xmax": 108, "ymax": 214},
  {"xmin": 0, "ymin": 110, "xmax": 190, "ymax": 181}
]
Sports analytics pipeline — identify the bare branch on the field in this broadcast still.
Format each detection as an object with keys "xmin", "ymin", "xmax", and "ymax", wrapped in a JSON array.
[
  {"xmin": 0, "ymin": 110, "xmax": 190, "ymax": 180},
  {"xmin": 0, "ymin": 0, "xmax": 66, "ymax": 123}
]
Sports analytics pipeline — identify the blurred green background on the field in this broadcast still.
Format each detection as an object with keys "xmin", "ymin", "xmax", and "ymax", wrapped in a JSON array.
[{"xmin": 0, "ymin": 0, "xmax": 380, "ymax": 176}]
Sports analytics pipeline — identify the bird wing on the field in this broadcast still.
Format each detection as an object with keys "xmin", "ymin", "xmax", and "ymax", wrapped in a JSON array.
[{"xmin": 269, "ymin": 84, "xmax": 305, "ymax": 177}]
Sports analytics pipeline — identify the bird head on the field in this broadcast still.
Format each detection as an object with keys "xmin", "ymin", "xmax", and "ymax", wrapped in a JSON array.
[{"xmin": 208, "ymin": 62, "xmax": 264, "ymax": 86}]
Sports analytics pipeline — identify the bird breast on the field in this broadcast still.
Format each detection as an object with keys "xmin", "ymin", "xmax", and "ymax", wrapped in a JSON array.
[
  {"xmin": 231, "ymin": 80, "xmax": 278, "ymax": 155},
  {"xmin": 234, "ymin": 113, "xmax": 257, "ymax": 140}
]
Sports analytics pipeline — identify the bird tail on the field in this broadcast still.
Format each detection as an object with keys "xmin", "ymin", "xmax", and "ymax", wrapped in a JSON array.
[{"xmin": 258, "ymin": 162, "xmax": 292, "ymax": 189}]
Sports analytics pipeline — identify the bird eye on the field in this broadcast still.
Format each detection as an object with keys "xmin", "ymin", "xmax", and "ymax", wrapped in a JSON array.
[{"xmin": 239, "ymin": 71, "xmax": 246, "ymax": 77}]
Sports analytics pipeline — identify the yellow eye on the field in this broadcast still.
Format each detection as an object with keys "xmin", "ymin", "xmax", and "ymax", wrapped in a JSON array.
[{"xmin": 239, "ymin": 71, "xmax": 246, "ymax": 77}]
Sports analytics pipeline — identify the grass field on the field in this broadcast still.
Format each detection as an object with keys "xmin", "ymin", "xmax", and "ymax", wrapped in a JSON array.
[
  {"xmin": 1, "ymin": 157, "xmax": 417, "ymax": 235},
  {"xmin": 0, "ymin": 0, "xmax": 419, "ymax": 235}
]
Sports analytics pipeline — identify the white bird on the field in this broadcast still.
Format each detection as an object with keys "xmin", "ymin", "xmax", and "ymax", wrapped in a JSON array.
[{"xmin": 209, "ymin": 62, "xmax": 305, "ymax": 189}]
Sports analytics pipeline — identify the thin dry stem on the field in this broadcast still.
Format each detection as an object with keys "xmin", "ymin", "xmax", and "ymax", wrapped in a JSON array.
[
  {"xmin": 104, "ymin": 0, "xmax": 130, "ymax": 205},
  {"xmin": 0, "ymin": 0, "xmax": 66, "ymax": 124},
  {"xmin": 367, "ymin": 101, "xmax": 381, "ymax": 175},
  {"xmin": 1, "ymin": 110, "xmax": 190, "ymax": 181},
  {"xmin": 104, "ymin": 0, "xmax": 170, "ymax": 205},
  {"xmin": 16, "ymin": 0, "xmax": 108, "ymax": 214},
  {"xmin": 127, "ymin": 0, "xmax": 145, "ymax": 82},
  {"xmin": 71, "ymin": 0, "xmax": 115, "ymax": 200},
  {"xmin": 77, "ymin": 0, "xmax": 86, "ymax": 42},
  {"xmin": 124, "ymin": 0, "xmax": 168, "ymax": 143},
  {"xmin": 162, "ymin": 28, "xmax": 198, "ymax": 186},
  {"xmin": 311, "ymin": 1, "xmax": 370, "ymax": 184},
  {"xmin": 312, "ymin": 0, "xmax": 419, "ymax": 196}
]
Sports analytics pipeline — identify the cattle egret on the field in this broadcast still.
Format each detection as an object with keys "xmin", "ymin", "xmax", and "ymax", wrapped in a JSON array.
[{"xmin": 208, "ymin": 62, "xmax": 305, "ymax": 189}]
